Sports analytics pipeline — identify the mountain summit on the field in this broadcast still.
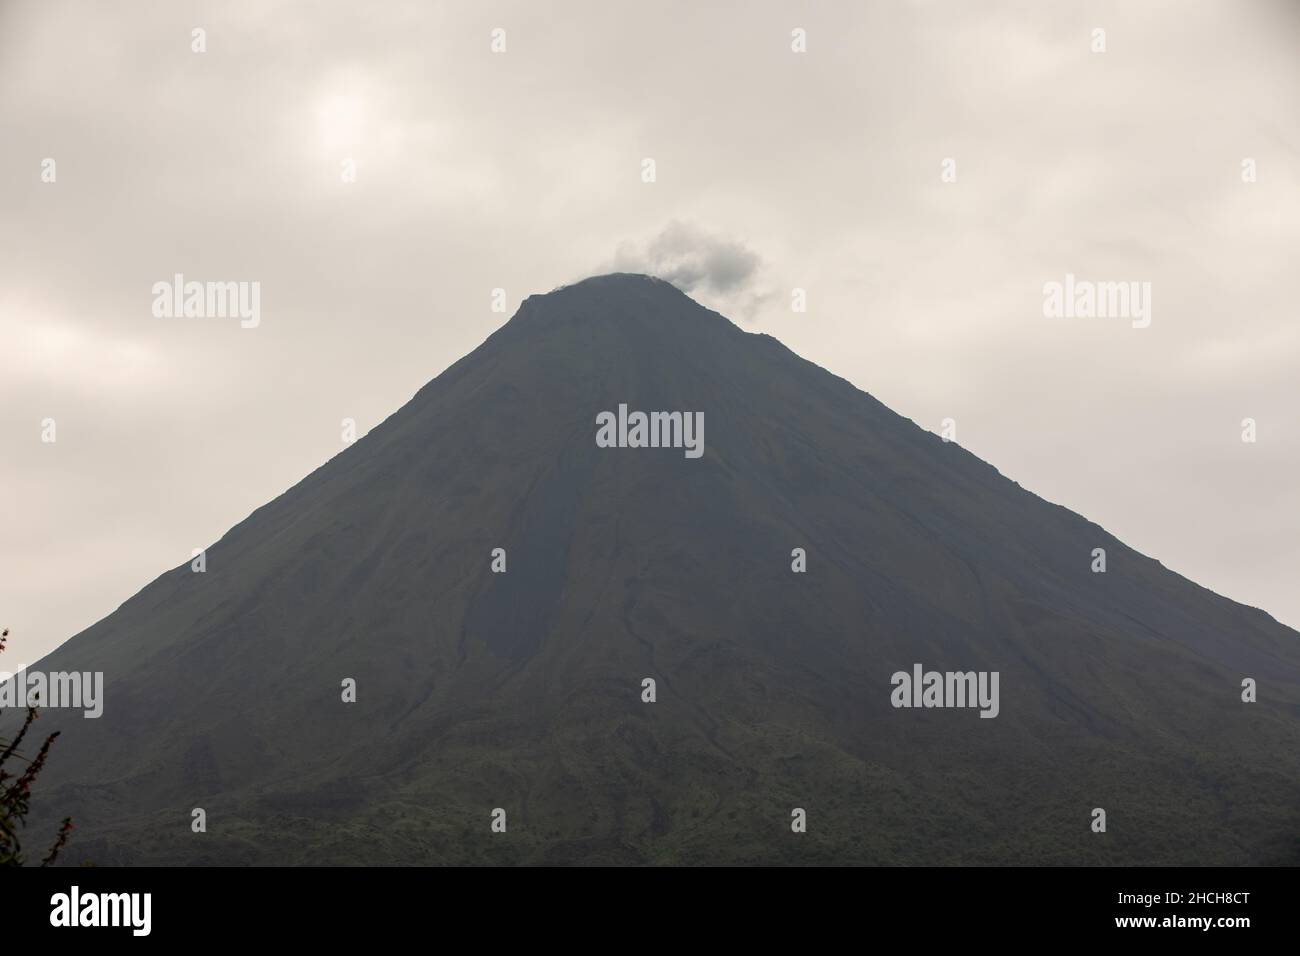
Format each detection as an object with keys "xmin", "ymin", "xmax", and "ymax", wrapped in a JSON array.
[{"xmin": 16, "ymin": 274, "xmax": 1300, "ymax": 864}]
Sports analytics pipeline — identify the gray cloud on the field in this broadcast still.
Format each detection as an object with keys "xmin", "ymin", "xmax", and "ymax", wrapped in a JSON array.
[{"xmin": 1, "ymin": 0, "xmax": 1297, "ymax": 669}]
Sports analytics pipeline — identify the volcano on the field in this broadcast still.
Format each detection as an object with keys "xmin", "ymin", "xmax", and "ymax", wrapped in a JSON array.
[{"xmin": 14, "ymin": 274, "xmax": 1300, "ymax": 865}]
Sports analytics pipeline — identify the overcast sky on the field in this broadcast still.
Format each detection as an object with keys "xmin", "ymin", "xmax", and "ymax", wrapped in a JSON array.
[{"xmin": 2, "ymin": 0, "xmax": 1297, "ymax": 670}]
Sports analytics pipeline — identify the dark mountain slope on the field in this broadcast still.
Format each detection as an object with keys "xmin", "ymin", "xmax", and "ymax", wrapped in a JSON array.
[{"xmin": 14, "ymin": 273, "xmax": 1300, "ymax": 865}]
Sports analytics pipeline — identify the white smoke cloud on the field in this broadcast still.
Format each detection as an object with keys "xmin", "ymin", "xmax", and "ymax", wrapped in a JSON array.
[{"xmin": 608, "ymin": 221, "xmax": 774, "ymax": 320}]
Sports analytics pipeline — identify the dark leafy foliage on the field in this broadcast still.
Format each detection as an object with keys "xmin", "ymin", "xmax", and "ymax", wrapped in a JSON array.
[{"xmin": 0, "ymin": 628, "xmax": 73, "ymax": 866}]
